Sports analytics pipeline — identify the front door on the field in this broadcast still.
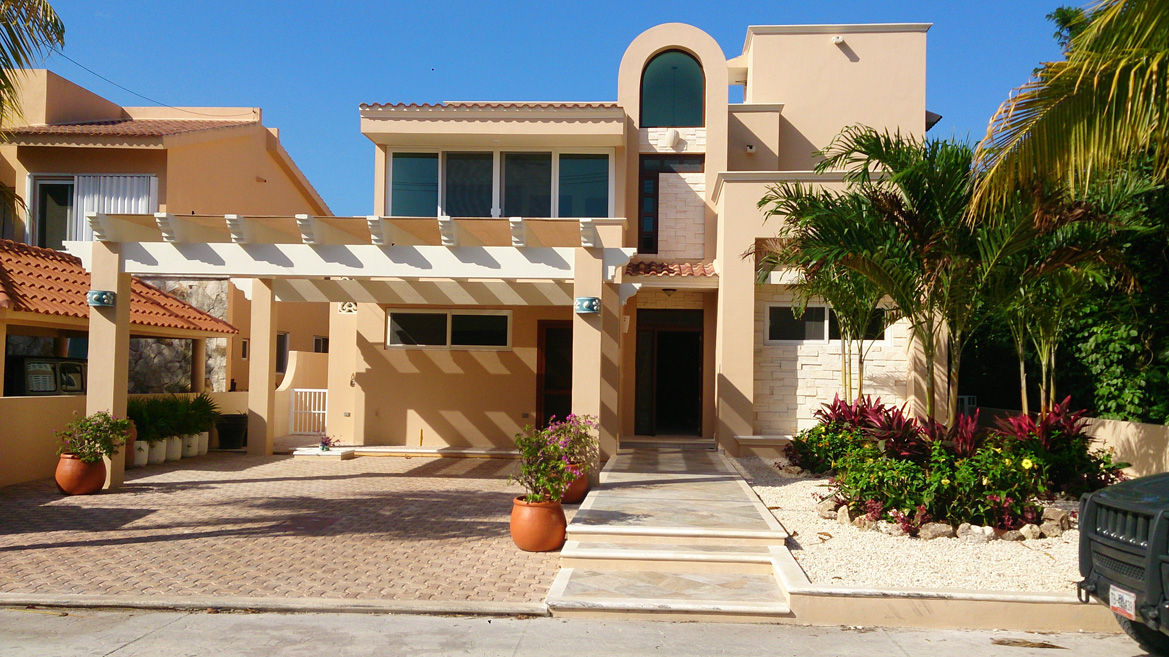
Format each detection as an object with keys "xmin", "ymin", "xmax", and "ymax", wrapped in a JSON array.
[
  {"xmin": 537, "ymin": 321, "xmax": 572, "ymax": 429},
  {"xmin": 634, "ymin": 309, "xmax": 703, "ymax": 436}
]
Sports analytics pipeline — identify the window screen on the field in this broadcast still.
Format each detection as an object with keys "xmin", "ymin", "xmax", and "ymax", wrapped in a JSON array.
[
  {"xmin": 502, "ymin": 153, "xmax": 551, "ymax": 217},
  {"xmin": 391, "ymin": 153, "xmax": 438, "ymax": 216},
  {"xmin": 559, "ymin": 154, "xmax": 608, "ymax": 218},
  {"xmin": 768, "ymin": 306, "xmax": 826, "ymax": 341},
  {"xmin": 450, "ymin": 314, "xmax": 509, "ymax": 347},
  {"xmin": 388, "ymin": 313, "xmax": 448, "ymax": 346}
]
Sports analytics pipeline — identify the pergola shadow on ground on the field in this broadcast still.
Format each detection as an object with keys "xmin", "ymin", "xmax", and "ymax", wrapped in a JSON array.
[{"xmin": 0, "ymin": 453, "xmax": 563, "ymax": 603}]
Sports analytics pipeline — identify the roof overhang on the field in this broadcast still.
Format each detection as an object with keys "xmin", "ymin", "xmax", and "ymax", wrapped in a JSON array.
[{"xmin": 360, "ymin": 103, "xmax": 626, "ymax": 148}]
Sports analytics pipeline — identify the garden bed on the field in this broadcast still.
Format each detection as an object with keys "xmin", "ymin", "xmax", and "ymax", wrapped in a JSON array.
[{"xmin": 735, "ymin": 456, "xmax": 1083, "ymax": 594}]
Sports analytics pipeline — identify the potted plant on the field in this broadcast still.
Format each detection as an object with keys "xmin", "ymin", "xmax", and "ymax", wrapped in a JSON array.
[
  {"xmin": 508, "ymin": 424, "xmax": 575, "ymax": 552},
  {"xmin": 180, "ymin": 396, "xmax": 200, "ymax": 458},
  {"xmin": 54, "ymin": 411, "xmax": 129, "ymax": 495},
  {"xmin": 163, "ymin": 395, "xmax": 185, "ymax": 462},
  {"xmin": 319, "ymin": 435, "xmax": 339, "ymax": 451},
  {"xmin": 548, "ymin": 414, "xmax": 599, "ymax": 504},
  {"xmin": 189, "ymin": 392, "xmax": 220, "ymax": 455}
]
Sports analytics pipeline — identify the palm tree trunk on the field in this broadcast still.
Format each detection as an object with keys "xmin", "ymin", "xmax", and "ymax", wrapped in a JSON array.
[
  {"xmin": 1015, "ymin": 339, "xmax": 1029, "ymax": 416},
  {"xmin": 947, "ymin": 347, "xmax": 962, "ymax": 427},
  {"xmin": 855, "ymin": 338, "xmax": 866, "ymax": 398}
]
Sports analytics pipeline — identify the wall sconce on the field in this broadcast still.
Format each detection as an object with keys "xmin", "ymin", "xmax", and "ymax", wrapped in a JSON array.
[
  {"xmin": 831, "ymin": 35, "xmax": 844, "ymax": 45},
  {"xmin": 662, "ymin": 288, "xmax": 677, "ymax": 297},
  {"xmin": 86, "ymin": 290, "xmax": 117, "ymax": 307},
  {"xmin": 575, "ymin": 297, "xmax": 601, "ymax": 314}
]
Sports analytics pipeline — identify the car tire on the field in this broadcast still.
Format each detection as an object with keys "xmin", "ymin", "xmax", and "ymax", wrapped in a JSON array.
[{"xmin": 1117, "ymin": 613, "xmax": 1169, "ymax": 656}]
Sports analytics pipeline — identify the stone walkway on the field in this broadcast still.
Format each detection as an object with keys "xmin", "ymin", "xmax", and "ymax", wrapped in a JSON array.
[{"xmin": 0, "ymin": 453, "xmax": 567, "ymax": 604}]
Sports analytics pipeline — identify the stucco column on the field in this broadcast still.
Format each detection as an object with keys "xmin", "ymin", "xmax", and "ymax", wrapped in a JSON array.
[
  {"xmin": 714, "ymin": 217, "xmax": 756, "ymax": 456},
  {"xmin": 572, "ymin": 247, "xmax": 621, "ymax": 462},
  {"xmin": 190, "ymin": 338, "xmax": 206, "ymax": 393},
  {"xmin": 247, "ymin": 278, "xmax": 276, "ymax": 455},
  {"xmin": 86, "ymin": 241, "xmax": 131, "ymax": 489}
]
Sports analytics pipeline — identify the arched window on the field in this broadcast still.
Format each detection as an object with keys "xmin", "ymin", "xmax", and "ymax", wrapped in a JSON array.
[{"xmin": 640, "ymin": 50, "xmax": 704, "ymax": 128}]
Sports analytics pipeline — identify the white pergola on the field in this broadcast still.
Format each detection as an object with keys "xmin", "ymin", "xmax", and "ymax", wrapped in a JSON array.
[{"xmin": 69, "ymin": 212, "xmax": 636, "ymax": 489}]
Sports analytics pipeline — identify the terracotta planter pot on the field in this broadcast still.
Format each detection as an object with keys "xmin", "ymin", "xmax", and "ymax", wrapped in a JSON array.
[
  {"xmin": 510, "ymin": 497, "xmax": 566, "ymax": 552},
  {"xmin": 561, "ymin": 469, "xmax": 590, "ymax": 504},
  {"xmin": 54, "ymin": 454, "xmax": 106, "ymax": 495},
  {"xmin": 124, "ymin": 421, "xmax": 138, "ymax": 470}
]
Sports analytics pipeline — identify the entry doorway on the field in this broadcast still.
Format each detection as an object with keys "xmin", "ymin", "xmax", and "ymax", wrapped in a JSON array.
[
  {"xmin": 635, "ymin": 309, "xmax": 703, "ymax": 436},
  {"xmin": 536, "ymin": 321, "xmax": 572, "ymax": 429}
]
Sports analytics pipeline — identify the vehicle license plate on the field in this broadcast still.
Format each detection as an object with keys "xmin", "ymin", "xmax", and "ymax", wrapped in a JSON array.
[{"xmin": 1110, "ymin": 586, "xmax": 1137, "ymax": 621}]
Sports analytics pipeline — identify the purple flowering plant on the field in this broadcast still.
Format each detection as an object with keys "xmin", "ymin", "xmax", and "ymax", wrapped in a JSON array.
[{"xmin": 510, "ymin": 414, "xmax": 598, "ymax": 503}]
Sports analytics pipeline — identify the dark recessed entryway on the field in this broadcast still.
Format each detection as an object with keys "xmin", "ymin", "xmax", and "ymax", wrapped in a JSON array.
[{"xmin": 635, "ymin": 309, "xmax": 703, "ymax": 436}]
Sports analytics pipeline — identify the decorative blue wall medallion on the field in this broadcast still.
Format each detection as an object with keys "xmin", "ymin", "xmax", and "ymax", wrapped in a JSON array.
[
  {"xmin": 86, "ymin": 290, "xmax": 117, "ymax": 307},
  {"xmin": 574, "ymin": 297, "xmax": 601, "ymax": 314}
]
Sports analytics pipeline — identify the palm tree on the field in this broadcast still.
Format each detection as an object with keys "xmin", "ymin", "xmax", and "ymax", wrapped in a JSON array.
[
  {"xmin": 0, "ymin": 1, "xmax": 64, "ymax": 130},
  {"xmin": 973, "ymin": 0, "xmax": 1169, "ymax": 210}
]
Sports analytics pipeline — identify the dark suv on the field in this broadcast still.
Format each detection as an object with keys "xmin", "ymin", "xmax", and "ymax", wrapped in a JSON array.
[{"xmin": 1080, "ymin": 473, "xmax": 1169, "ymax": 655}]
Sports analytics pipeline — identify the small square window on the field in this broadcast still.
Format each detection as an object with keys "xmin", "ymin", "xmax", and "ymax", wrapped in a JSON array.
[
  {"xmin": 313, "ymin": 336, "xmax": 329, "ymax": 353},
  {"xmin": 275, "ymin": 333, "xmax": 290, "ymax": 373}
]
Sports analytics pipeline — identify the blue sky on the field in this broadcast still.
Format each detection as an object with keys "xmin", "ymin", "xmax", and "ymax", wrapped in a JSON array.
[{"xmin": 43, "ymin": 1, "xmax": 1067, "ymax": 216}]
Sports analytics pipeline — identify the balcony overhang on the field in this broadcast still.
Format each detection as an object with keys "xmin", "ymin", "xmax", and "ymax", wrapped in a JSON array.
[{"xmin": 359, "ymin": 102, "xmax": 626, "ymax": 148}]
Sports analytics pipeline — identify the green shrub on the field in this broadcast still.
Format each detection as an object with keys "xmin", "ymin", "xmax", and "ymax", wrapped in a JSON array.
[
  {"xmin": 56, "ymin": 412, "xmax": 129, "ymax": 463},
  {"xmin": 786, "ymin": 424, "xmax": 873, "ymax": 474}
]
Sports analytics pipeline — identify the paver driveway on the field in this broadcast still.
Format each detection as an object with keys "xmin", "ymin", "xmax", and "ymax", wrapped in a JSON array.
[{"xmin": 0, "ymin": 454, "xmax": 567, "ymax": 603}]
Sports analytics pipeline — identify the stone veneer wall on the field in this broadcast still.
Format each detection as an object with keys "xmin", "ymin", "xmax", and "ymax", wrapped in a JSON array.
[
  {"xmin": 753, "ymin": 286, "xmax": 911, "ymax": 435},
  {"xmin": 655, "ymin": 172, "xmax": 705, "ymax": 259},
  {"xmin": 129, "ymin": 278, "xmax": 229, "ymax": 394},
  {"xmin": 639, "ymin": 127, "xmax": 707, "ymax": 154}
]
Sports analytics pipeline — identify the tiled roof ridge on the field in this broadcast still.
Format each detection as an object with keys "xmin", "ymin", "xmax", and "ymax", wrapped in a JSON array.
[
  {"xmin": 11, "ymin": 118, "xmax": 257, "ymax": 138},
  {"xmin": 360, "ymin": 101, "xmax": 619, "ymax": 110},
  {"xmin": 0, "ymin": 238, "xmax": 236, "ymax": 334},
  {"xmin": 624, "ymin": 259, "xmax": 717, "ymax": 278}
]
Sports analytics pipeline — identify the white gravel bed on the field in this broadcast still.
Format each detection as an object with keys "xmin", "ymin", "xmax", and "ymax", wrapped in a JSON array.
[{"xmin": 734, "ymin": 456, "xmax": 1083, "ymax": 594}]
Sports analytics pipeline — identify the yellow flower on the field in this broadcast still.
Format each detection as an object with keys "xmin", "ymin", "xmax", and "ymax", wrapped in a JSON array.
[
  {"xmin": 1004, "ymin": 458, "xmax": 1012, "ymax": 466},
  {"xmin": 994, "ymin": 448, "xmax": 1002, "ymax": 453},
  {"xmin": 982, "ymin": 477, "xmax": 989, "ymax": 486},
  {"xmin": 941, "ymin": 478, "xmax": 951, "ymax": 486},
  {"xmin": 1021, "ymin": 458, "xmax": 1034, "ymax": 470}
]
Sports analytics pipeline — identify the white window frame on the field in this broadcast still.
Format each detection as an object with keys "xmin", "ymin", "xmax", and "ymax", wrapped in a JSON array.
[
  {"xmin": 385, "ymin": 149, "xmax": 615, "ymax": 219},
  {"xmin": 764, "ymin": 304, "xmax": 888, "ymax": 345},
  {"xmin": 384, "ymin": 308, "xmax": 512, "ymax": 350},
  {"xmin": 312, "ymin": 335, "xmax": 329, "ymax": 353},
  {"xmin": 26, "ymin": 173, "xmax": 159, "ymax": 247}
]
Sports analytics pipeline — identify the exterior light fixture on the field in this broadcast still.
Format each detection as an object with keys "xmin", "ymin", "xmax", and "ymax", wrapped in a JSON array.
[
  {"xmin": 662, "ymin": 288, "xmax": 677, "ymax": 297},
  {"xmin": 831, "ymin": 35, "xmax": 844, "ymax": 45},
  {"xmin": 575, "ymin": 297, "xmax": 601, "ymax": 314},
  {"xmin": 86, "ymin": 290, "xmax": 117, "ymax": 307}
]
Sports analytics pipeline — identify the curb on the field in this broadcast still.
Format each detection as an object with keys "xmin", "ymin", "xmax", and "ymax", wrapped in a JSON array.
[{"xmin": 0, "ymin": 594, "xmax": 549, "ymax": 617}]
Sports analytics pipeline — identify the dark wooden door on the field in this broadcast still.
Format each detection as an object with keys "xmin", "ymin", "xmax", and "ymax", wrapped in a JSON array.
[{"xmin": 537, "ymin": 321, "xmax": 572, "ymax": 429}]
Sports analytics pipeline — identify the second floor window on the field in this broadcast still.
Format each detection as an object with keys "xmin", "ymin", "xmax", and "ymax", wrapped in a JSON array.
[
  {"xmin": 30, "ymin": 174, "xmax": 158, "ymax": 250},
  {"xmin": 388, "ymin": 150, "xmax": 610, "ymax": 219}
]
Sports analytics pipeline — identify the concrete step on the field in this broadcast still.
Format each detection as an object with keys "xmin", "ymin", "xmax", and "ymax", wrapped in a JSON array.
[
  {"xmin": 566, "ymin": 524, "xmax": 787, "ymax": 547},
  {"xmin": 546, "ymin": 568, "xmax": 792, "ymax": 623},
  {"xmin": 561, "ymin": 540, "xmax": 774, "ymax": 573}
]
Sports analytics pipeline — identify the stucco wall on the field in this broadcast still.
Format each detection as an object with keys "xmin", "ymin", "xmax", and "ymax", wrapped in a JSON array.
[
  {"xmin": 753, "ymin": 286, "xmax": 910, "ymax": 435},
  {"xmin": 350, "ymin": 304, "xmax": 571, "ymax": 448},
  {"xmin": 1085, "ymin": 417, "xmax": 1169, "ymax": 478},
  {"xmin": 655, "ymin": 172, "xmax": 705, "ymax": 259},
  {"xmin": 227, "ymin": 286, "xmax": 331, "ymax": 391}
]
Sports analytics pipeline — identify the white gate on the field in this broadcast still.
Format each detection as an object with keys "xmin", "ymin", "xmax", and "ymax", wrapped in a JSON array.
[{"xmin": 289, "ymin": 388, "xmax": 328, "ymax": 435}]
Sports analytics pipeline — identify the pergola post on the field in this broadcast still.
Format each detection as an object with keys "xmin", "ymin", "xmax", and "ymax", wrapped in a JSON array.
[
  {"xmin": 572, "ymin": 244, "xmax": 621, "ymax": 463},
  {"xmin": 86, "ymin": 241, "xmax": 130, "ymax": 489},
  {"xmin": 714, "ymin": 214, "xmax": 756, "ymax": 455},
  {"xmin": 191, "ymin": 338, "xmax": 206, "ymax": 393},
  {"xmin": 247, "ymin": 278, "xmax": 276, "ymax": 456}
]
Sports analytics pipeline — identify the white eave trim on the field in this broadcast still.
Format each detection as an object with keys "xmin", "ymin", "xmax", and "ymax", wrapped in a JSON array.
[
  {"xmin": 741, "ymin": 22, "xmax": 931, "ymax": 56},
  {"xmin": 712, "ymin": 171, "xmax": 848, "ymax": 203}
]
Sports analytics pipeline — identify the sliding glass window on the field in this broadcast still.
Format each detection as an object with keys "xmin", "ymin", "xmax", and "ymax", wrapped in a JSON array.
[
  {"xmin": 502, "ymin": 152, "xmax": 551, "ymax": 217},
  {"xmin": 559, "ymin": 154, "xmax": 608, "ymax": 218},
  {"xmin": 444, "ymin": 152, "xmax": 493, "ymax": 217},
  {"xmin": 390, "ymin": 153, "xmax": 438, "ymax": 216}
]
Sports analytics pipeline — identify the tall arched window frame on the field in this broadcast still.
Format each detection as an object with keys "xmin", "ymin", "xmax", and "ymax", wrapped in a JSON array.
[{"xmin": 639, "ymin": 50, "xmax": 704, "ymax": 128}]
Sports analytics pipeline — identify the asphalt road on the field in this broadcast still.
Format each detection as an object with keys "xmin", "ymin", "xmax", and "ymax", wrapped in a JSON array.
[{"xmin": 0, "ymin": 607, "xmax": 1142, "ymax": 656}]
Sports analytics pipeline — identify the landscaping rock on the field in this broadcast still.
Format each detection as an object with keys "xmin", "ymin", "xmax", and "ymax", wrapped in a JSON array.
[
  {"xmin": 876, "ymin": 521, "xmax": 907, "ymax": 537},
  {"xmin": 1043, "ymin": 506, "xmax": 1071, "ymax": 531},
  {"xmin": 1040, "ymin": 521, "xmax": 1064, "ymax": 538},
  {"xmin": 957, "ymin": 523, "xmax": 996, "ymax": 544},
  {"xmin": 918, "ymin": 522, "xmax": 956, "ymax": 540},
  {"xmin": 853, "ymin": 516, "xmax": 875, "ymax": 531},
  {"xmin": 999, "ymin": 529, "xmax": 1025, "ymax": 542},
  {"xmin": 1019, "ymin": 523, "xmax": 1042, "ymax": 540},
  {"xmin": 817, "ymin": 498, "xmax": 841, "ymax": 519},
  {"xmin": 780, "ymin": 465, "xmax": 804, "ymax": 477},
  {"xmin": 836, "ymin": 505, "xmax": 851, "ymax": 525}
]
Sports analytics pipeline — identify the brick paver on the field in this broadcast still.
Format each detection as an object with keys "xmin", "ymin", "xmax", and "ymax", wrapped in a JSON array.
[{"xmin": 0, "ymin": 454, "xmax": 568, "ymax": 603}]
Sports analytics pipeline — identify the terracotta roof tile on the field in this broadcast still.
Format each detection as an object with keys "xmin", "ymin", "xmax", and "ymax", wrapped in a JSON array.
[
  {"xmin": 11, "ymin": 119, "xmax": 256, "ymax": 138},
  {"xmin": 360, "ymin": 101, "xmax": 619, "ymax": 111},
  {"xmin": 0, "ymin": 239, "xmax": 236, "ymax": 334},
  {"xmin": 624, "ymin": 260, "xmax": 718, "ymax": 278}
]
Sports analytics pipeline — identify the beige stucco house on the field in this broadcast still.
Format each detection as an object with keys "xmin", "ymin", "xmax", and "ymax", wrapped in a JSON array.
[
  {"xmin": 0, "ymin": 70, "xmax": 332, "ymax": 393},
  {"xmin": 68, "ymin": 22, "xmax": 943, "ymax": 489}
]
